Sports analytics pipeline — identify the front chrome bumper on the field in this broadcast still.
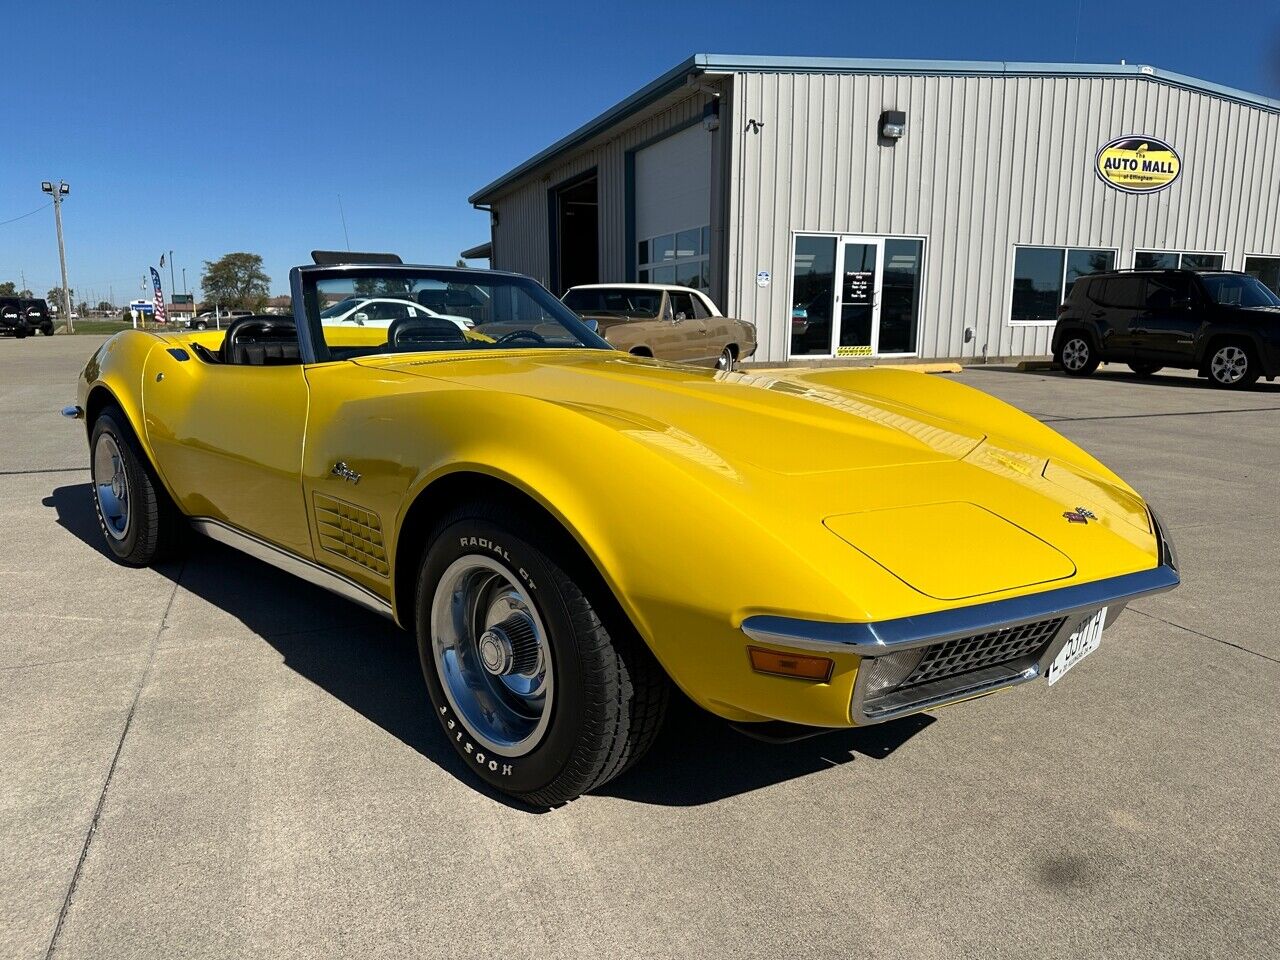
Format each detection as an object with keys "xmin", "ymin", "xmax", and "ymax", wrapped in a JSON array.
[{"xmin": 742, "ymin": 512, "xmax": 1180, "ymax": 724}]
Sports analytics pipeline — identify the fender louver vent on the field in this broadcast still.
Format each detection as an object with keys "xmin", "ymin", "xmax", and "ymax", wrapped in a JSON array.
[{"xmin": 314, "ymin": 494, "xmax": 389, "ymax": 577}]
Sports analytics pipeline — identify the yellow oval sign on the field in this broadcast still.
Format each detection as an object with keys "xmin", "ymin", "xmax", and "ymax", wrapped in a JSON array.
[{"xmin": 1096, "ymin": 135, "xmax": 1181, "ymax": 194}]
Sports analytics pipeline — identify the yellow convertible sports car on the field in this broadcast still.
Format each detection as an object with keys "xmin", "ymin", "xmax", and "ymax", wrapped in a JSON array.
[{"xmin": 65, "ymin": 256, "xmax": 1179, "ymax": 805}]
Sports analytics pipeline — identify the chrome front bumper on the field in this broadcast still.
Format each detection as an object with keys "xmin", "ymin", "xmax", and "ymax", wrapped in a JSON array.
[{"xmin": 742, "ymin": 512, "xmax": 1180, "ymax": 724}]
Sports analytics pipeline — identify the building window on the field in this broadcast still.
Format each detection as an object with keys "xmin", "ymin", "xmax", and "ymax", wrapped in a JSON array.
[
  {"xmin": 1244, "ymin": 255, "xmax": 1280, "ymax": 295},
  {"xmin": 637, "ymin": 225, "xmax": 710, "ymax": 290},
  {"xmin": 1010, "ymin": 246, "xmax": 1116, "ymax": 324},
  {"xmin": 1133, "ymin": 251, "xmax": 1225, "ymax": 271}
]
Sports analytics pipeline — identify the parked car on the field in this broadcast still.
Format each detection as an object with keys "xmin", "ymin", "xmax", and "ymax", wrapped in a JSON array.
[
  {"xmin": 0, "ymin": 298, "xmax": 54, "ymax": 337},
  {"xmin": 562, "ymin": 283, "xmax": 756, "ymax": 371},
  {"xmin": 319, "ymin": 296, "xmax": 473, "ymax": 331},
  {"xmin": 189, "ymin": 309, "xmax": 252, "ymax": 331},
  {"xmin": 1052, "ymin": 269, "xmax": 1280, "ymax": 389},
  {"xmin": 64, "ymin": 258, "xmax": 1178, "ymax": 805}
]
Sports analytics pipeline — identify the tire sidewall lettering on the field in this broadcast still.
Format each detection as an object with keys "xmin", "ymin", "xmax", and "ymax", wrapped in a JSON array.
[{"xmin": 437, "ymin": 701, "xmax": 514, "ymax": 777}]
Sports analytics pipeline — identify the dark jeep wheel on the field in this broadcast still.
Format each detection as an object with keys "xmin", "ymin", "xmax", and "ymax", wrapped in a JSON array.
[
  {"xmin": 1128, "ymin": 362, "xmax": 1162, "ymax": 376},
  {"xmin": 14, "ymin": 323, "xmax": 28, "ymax": 340},
  {"xmin": 415, "ymin": 504, "xmax": 669, "ymax": 806},
  {"xmin": 1055, "ymin": 334, "xmax": 1099, "ymax": 376},
  {"xmin": 1206, "ymin": 340, "xmax": 1260, "ymax": 390},
  {"xmin": 90, "ymin": 408, "xmax": 185, "ymax": 566}
]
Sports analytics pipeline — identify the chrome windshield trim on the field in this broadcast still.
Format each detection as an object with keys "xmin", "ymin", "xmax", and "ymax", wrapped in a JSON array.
[
  {"xmin": 190, "ymin": 517, "xmax": 393, "ymax": 620},
  {"xmin": 740, "ymin": 561, "xmax": 1180, "ymax": 655}
]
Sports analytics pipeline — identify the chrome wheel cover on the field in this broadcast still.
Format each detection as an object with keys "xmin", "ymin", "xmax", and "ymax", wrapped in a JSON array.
[
  {"xmin": 716, "ymin": 348, "xmax": 733, "ymax": 372},
  {"xmin": 1210, "ymin": 345, "xmax": 1248, "ymax": 384},
  {"xmin": 92, "ymin": 433, "xmax": 130, "ymax": 541},
  {"xmin": 430, "ymin": 555, "xmax": 553, "ymax": 757},
  {"xmin": 1062, "ymin": 338, "xmax": 1090, "ymax": 371}
]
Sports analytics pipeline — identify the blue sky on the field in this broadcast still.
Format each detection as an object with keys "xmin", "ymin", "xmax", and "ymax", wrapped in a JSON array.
[{"xmin": 2, "ymin": 0, "xmax": 1277, "ymax": 302}]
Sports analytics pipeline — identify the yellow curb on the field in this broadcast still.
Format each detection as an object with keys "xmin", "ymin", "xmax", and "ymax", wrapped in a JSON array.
[{"xmin": 745, "ymin": 361, "xmax": 962, "ymax": 375}]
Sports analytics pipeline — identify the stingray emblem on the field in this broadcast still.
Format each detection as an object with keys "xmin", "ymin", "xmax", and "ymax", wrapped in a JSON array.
[
  {"xmin": 1063, "ymin": 506, "xmax": 1098, "ymax": 524},
  {"xmin": 331, "ymin": 461, "xmax": 361, "ymax": 485}
]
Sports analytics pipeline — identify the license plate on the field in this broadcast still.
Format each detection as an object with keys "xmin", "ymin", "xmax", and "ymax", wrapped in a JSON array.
[{"xmin": 1046, "ymin": 607, "xmax": 1107, "ymax": 686}]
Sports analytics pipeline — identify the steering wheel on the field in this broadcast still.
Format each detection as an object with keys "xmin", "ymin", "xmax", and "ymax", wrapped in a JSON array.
[{"xmin": 494, "ymin": 328, "xmax": 547, "ymax": 346}]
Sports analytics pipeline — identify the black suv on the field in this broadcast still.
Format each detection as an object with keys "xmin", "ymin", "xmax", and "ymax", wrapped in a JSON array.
[
  {"xmin": 1052, "ymin": 270, "xmax": 1280, "ymax": 389},
  {"xmin": 0, "ymin": 298, "xmax": 54, "ymax": 338}
]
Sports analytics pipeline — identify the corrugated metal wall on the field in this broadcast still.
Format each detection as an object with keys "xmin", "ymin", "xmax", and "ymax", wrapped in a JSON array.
[
  {"xmin": 488, "ymin": 93, "xmax": 714, "ymax": 288},
  {"xmin": 725, "ymin": 71, "xmax": 1280, "ymax": 363}
]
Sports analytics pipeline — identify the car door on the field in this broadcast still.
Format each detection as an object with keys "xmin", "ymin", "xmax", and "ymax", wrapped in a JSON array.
[
  {"xmin": 1134, "ymin": 273, "xmax": 1202, "ymax": 363},
  {"xmin": 666, "ymin": 291, "xmax": 710, "ymax": 364},
  {"xmin": 142, "ymin": 345, "xmax": 313, "ymax": 557},
  {"xmin": 1092, "ymin": 276, "xmax": 1146, "ymax": 359}
]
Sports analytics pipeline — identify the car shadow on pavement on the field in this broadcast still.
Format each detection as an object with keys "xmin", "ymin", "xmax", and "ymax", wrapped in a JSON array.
[{"xmin": 45, "ymin": 482, "xmax": 932, "ymax": 810}]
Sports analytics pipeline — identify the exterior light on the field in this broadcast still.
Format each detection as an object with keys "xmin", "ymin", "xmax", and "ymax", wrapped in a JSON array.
[
  {"xmin": 41, "ymin": 181, "xmax": 53, "ymax": 193},
  {"xmin": 60, "ymin": 183, "xmax": 70, "ymax": 195},
  {"xmin": 702, "ymin": 99, "xmax": 721, "ymax": 132},
  {"xmin": 880, "ymin": 109, "xmax": 907, "ymax": 140}
]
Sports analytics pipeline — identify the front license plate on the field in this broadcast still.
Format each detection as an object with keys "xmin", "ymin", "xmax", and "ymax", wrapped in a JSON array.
[{"xmin": 1046, "ymin": 607, "xmax": 1107, "ymax": 686}]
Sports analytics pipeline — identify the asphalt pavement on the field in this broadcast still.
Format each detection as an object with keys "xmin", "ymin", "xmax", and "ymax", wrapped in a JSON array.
[{"xmin": 2, "ymin": 335, "xmax": 1277, "ymax": 959}]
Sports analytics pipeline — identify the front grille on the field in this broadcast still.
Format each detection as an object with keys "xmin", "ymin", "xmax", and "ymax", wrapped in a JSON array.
[{"xmin": 900, "ymin": 616, "xmax": 1067, "ymax": 689}]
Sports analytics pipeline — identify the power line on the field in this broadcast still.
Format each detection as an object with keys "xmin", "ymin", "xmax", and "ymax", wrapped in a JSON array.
[{"xmin": 0, "ymin": 202, "xmax": 51, "ymax": 228}]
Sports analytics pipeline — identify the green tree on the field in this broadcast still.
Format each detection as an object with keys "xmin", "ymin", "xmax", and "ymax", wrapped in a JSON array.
[
  {"xmin": 19, "ymin": 288, "xmax": 32, "ymax": 298},
  {"xmin": 96, "ymin": 301, "xmax": 113, "ymax": 312},
  {"xmin": 200, "ymin": 253, "xmax": 271, "ymax": 311},
  {"xmin": 0, "ymin": 281, "xmax": 16, "ymax": 297},
  {"xmin": 47, "ymin": 288, "xmax": 73, "ymax": 311}
]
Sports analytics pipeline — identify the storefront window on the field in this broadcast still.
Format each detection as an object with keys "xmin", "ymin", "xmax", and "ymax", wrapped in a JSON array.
[
  {"xmin": 790, "ymin": 236, "xmax": 836, "ymax": 355},
  {"xmin": 636, "ymin": 225, "xmax": 710, "ymax": 290},
  {"xmin": 1134, "ymin": 251, "xmax": 1225, "ymax": 271},
  {"xmin": 1244, "ymin": 256, "xmax": 1280, "ymax": 295},
  {"xmin": 880, "ymin": 239, "xmax": 924, "ymax": 353},
  {"xmin": 1010, "ymin": 246, "xmax": 1115, "ymax": 324}
]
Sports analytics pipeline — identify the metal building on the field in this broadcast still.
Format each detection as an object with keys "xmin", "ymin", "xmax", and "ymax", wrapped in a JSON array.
[{"xmin": 467, "ymin": 54, "xmax": 1280, "ymax": 365}]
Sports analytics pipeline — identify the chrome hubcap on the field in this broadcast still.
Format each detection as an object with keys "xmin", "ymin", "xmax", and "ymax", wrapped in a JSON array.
[
  {"xmin": 716, "ymin": 349, "xmax": 733, "ymax": 372},
  {"xmin": 430, "ymin": 556, "xmax": 553, "ymax": 757},
  {"xmin": 1062, "ymin": 338, "xmax": 1089, "ymax": 371},
  {"xmin": 1210, "ymin": 346, "xmax": 1248, "ymax": 383},
  {"xmin": 92, "ymin": 433, "xmax": 130, "ymax": 541}
]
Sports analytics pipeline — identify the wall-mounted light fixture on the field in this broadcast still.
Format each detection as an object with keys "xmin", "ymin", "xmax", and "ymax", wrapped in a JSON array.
[
  {"xmin": 702, "ymin": 99, "xmax": 720, "ymax": 132},
  {"xmin": 880, "ymin": 109, "xmax": 907, "ymax": 140}
]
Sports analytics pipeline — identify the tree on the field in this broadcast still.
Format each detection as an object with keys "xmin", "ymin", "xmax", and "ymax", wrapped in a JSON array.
[
  {"xmin": 200, "ymin": 253, "xmax": 271, "ymax": 311},
  {"xmin": 96, "ymin": 301, "xmax": 113, "ymax": 312},
  {"xmin": 0, "ymin": 281, "xmax": 15, "ymax": 298},
  {"xmin": 455, "ymin": 258, "xmax": 467, "ymax": 268},
  {"xmin": 47, "ymin": 288, "xmax": 73, "ymax": 311}
]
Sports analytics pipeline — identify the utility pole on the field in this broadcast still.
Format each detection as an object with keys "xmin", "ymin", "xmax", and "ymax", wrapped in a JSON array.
[
  {"xmin": 40, "ymin": 180, "xmax": 73, "ymax": 334},
  {"xmin": 168, "ymin": 250, "xmax": 176, "ymax": 306}
]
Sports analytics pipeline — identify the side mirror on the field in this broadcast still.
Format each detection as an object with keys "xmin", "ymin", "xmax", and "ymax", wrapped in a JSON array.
[
  {"xmin": 1173, "ymin": 297, "xmax": 1194, "ymax": 311},
  {"xmin": 581, "ymin": 317, "xmax": 599, "ymax": 334},
  {"xmin": 352, "ymin": 312, "xmax": 369, "ymax": 325}
]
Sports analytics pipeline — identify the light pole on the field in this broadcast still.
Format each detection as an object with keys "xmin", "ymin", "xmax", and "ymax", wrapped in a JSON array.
[{"xmin": 41, "ymin": 180, "xmax": 73, "ymax": 334}]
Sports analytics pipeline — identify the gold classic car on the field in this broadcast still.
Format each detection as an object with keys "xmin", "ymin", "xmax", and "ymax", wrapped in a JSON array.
[
  {"xmin": 65, "ymin": 257, "xmax": 1179, "ymax": 806},
  {"xmin": 562, "ymin": 283, "xmax": 757, "ymax": 370}
]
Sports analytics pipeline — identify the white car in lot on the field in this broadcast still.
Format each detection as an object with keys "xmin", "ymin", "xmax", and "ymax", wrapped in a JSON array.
[{"xmin": 319, "ymin": 296, "xmax": 474, "ymax": 331}]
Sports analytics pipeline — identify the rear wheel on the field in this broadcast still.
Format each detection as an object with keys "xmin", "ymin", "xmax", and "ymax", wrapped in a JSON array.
[
  {"xmin": 1056, "ymin": 334, "xmax": 1098, "ymax": 376},
  {"xmin": 415, "ymin": 506, "xmax": 669, "ymax": 805},
  {"xmin": 1206, "ymin": 340, "xmax": 1260, "ymax": 389},
  {"xmin": 90, "ymin": 408, "xmax": 185, "ymax": 566},
  {"xmin": 1128, "ymin": 361, "xmax": 1163, "ymax": 376},
  {"xmin": 14, "ymin": 324, "xmax": 28, "ymax": 340},
  {"xmin": 716, "ymin": 346, "xmax": 736, "ymax": 372}
]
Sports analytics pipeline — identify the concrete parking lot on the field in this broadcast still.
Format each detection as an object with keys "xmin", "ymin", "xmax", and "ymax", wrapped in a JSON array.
[{"xmin": 2, "ymin": 335, "xmax": 1277, "ymax": 959}]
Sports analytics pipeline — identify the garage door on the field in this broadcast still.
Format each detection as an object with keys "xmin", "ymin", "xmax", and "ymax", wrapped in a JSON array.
[{"xmin": 635, "ymin": 125, "xmax": 711, "ymax": 291}]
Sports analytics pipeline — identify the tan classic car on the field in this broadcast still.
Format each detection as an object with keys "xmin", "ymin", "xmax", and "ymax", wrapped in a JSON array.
[{"xmin": 562, "ymin": 284, "xmax": 757, "ymax": 370}]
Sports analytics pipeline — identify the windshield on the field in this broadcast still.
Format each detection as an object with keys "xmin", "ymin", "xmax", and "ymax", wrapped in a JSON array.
[
  {"xmin": 1199, "ymin": 274, "xmax": 1280, "ymax": 308},
  {"xmin": 308, "ymin": 269, "xmax": 607, "ymax": 360},
  {"xmin": 320, "ymin": 297, "xmax": 364, "ymax": 319},
  {"xmin": 563, "ymin": 288, "xmax": 663, "ymax": 318}
]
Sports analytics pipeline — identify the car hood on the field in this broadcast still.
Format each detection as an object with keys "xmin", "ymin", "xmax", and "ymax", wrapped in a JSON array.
[{"xmin": 362, "ymin": 350, "xmax": 985, "ymax": 474}]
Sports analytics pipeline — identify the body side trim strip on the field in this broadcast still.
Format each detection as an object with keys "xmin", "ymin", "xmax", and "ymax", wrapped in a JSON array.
[{"xmin": 190, "ymin": 517, "xmax": 394, "ymax": 620}]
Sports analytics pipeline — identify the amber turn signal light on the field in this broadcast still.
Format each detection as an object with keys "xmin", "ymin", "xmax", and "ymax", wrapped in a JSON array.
[{"xmin": 747, "ymin": 646, "xmax": 833, "ymax": 682}]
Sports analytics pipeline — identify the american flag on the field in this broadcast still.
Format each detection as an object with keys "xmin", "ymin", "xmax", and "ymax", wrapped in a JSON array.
[{"xmin": 150, "ymin": 267, "xmax": 167, "ymax": 323}]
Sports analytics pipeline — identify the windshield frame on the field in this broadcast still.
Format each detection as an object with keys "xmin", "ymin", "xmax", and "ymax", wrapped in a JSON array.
[{"xmin": 292, "ymin": 264, "xmax": 612, "ymax": 364}]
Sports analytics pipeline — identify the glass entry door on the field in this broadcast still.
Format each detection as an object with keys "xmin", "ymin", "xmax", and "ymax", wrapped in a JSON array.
[{"xmin": 835, "ymin": 237, "xmax": 883, "ymax": 357}]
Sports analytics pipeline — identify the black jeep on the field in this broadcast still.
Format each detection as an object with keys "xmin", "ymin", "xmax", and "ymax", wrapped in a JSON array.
[
  {"xmin": 1052, "ymin": 269, "xmax": 1280, "ymax": 389},
  {"xmin": 0, "ymin": 298, "xmax": 55, "ymax": 338}
]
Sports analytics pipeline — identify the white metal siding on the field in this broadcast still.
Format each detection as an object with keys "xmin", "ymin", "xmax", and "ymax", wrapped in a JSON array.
[{"xmin": 725, "ymin": 71, "xmax": 1280, "ymax": 362}]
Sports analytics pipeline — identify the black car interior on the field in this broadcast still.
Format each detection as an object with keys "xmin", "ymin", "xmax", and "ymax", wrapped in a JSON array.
[
  {"xmin": 387, "ymin": 315, "xmax": 467, "ymax": 350},
  {"xmin": 216, "ymin": 316, "xmax": 301, "ymax": 365}
]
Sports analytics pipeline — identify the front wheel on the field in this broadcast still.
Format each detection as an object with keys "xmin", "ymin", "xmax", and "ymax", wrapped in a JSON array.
[
  {"xmin": 1055, "ymin": 335, "xmax": 1098, "ymax": 376},
  {"xmin": 90, "ymin": 409, "xmax": 185, "ymax": 566},
  {"xmin": 1207, "ymin": 341, "xmax": 1260, "ymax": 389},
  {"xmin": 1128, "ymin": 361, "xmax": 1163, "ymax": 376},
  {"xmin": 715, "ymin": 346, "xmax": 736, "ymax": 372},
  {"xmin": 14, "ymin": 324, "xmax": 28, "ymax": 340},
  {"xmin": 416, "ymin": 507, "xmax": 668, "ymax": 805}
]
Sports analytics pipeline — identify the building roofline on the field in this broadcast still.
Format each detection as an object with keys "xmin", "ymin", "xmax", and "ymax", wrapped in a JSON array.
[{"xmin": 468, "ymin": 53, "xmax": 1280, "ymax": 205}]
